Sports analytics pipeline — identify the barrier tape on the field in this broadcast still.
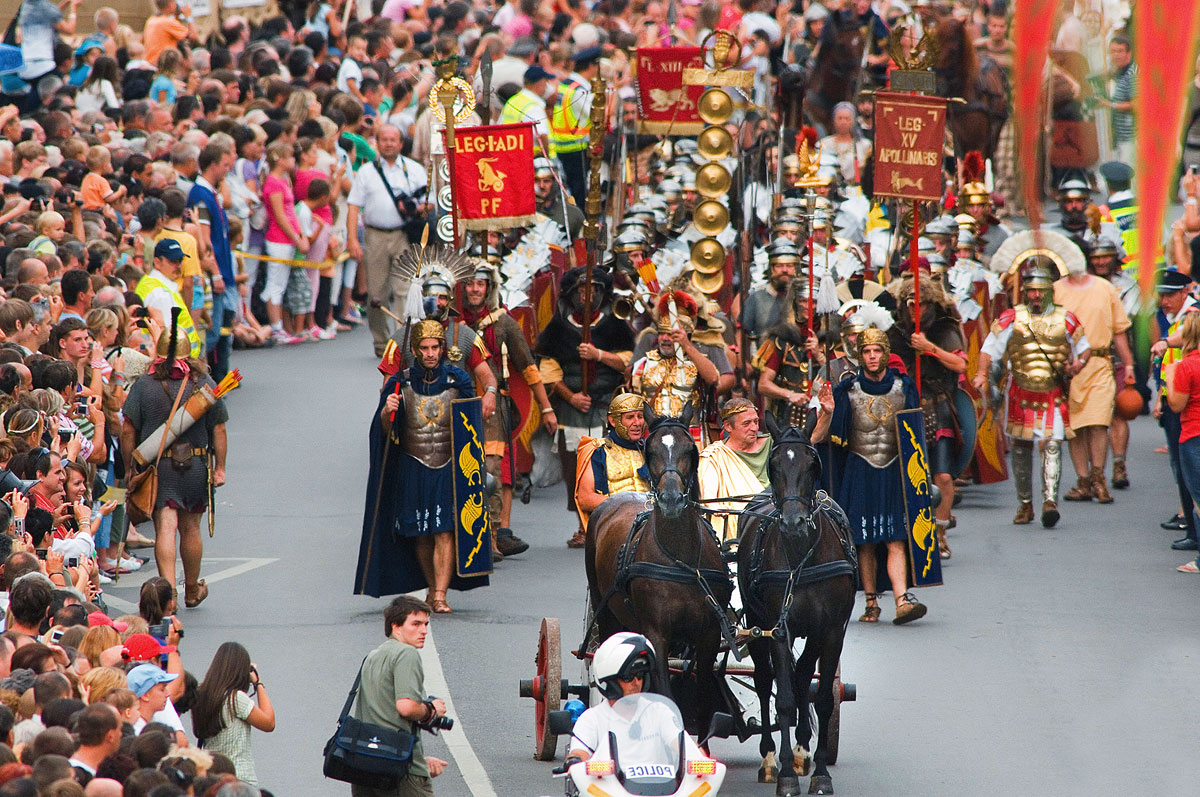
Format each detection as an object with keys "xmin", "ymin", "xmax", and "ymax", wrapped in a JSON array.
[{"xmin": 234, "ymin": 251, "xmax": 349, "ymax": 270}]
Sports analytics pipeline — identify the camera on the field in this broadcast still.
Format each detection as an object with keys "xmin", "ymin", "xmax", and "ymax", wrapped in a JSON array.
[
  {"xmin": 66, "ymin": 556, "xmax": 79, "ymax": 568},
  {"xmin": 417, "ymin": 697, "xmax": 453, "ymax": 734},
  {"xmin": 148, "ymin": 620, "xmax": 184, "ymax": 640}
]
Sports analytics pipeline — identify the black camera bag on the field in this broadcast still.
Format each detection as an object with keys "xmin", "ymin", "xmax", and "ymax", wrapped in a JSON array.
[{"xmin": 323, "ymin": 659, "xmax": 417, "ymax": 788}]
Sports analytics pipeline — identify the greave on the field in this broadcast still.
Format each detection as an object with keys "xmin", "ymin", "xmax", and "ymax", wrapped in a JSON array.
[
  {"xmin": 1012, "ymin": 441, "xmax": 1034, "ymax": 504},
  {"xmin": 1042, "ymin": 440, "xmax": 1062, "ymax": 504}
]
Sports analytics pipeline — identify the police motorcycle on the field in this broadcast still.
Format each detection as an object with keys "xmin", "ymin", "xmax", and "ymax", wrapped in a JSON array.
[{"xmin": 550, "ymin": 633, "xmax": 732, "ymax": 797}]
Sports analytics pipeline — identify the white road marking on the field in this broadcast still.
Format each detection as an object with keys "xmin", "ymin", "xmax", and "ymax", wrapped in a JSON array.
[
  {"xmin": 102, "ymin": 558, "xmax": 277, "ymax": 613},
  {"xmin": 417, "ymin": 616, "xmax": 497, "ymax": 797}
]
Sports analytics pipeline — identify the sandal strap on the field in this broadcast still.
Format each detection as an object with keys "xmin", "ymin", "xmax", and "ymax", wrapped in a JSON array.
[{"xmin": 898, "ymin": 591, "xmax": 920, "ymax": 605}]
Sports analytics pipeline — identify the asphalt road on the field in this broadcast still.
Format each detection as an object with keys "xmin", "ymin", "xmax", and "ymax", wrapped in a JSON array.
[{"xmin": 102, "ymin": 327, "xmax": 1200, "ymax": 797}]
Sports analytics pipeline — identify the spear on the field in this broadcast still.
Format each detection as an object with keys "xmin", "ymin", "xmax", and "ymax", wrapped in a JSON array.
[{"xmin": 479, "ymin": 50, "xmax": 494, "ymax": 126}]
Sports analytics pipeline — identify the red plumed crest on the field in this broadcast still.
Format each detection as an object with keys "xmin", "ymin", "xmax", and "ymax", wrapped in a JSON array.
[
  {"xmin": 798, "ymin": 126, "xmax": 819, "ymax": 149},
  {"xmin": 962, "ymin": 151, "xmax": 985, "ymax": 183},
  {"xmin": 656, "ymin": 290, "xmax": 699, "ymax": 318}
]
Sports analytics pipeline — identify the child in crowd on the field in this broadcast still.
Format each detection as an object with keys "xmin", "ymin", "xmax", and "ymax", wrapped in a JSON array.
[{"xmin": 80, "ymin": 146, "xmax": 126, "ymax": 221}]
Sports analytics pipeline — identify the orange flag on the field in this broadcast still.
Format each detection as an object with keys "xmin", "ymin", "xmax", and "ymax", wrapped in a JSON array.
[
  {"xmin": 1136, "ymin": 1, "xmax": 1200, "ymax": 299},
  {"xmin": 1010, "ymin": 0, "xmax": 1059, "ymax": 227}
]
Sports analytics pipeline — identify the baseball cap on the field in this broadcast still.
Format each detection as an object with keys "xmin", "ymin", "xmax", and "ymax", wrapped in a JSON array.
[
  {"xmin": 88, "ymin": 611, "xmax": 129, "ymax": 633},
  {"xmin": 153, "ymin": 239, "xmax": 185, "ymax": 262},
  {"xmin": 127, "ymin": 663, "xmax": 179, "ymax": 697},
  {"xmin": 524, "ymin": 65, "xmax": 554, "ymax": 84},
  {"xmin": 122, "ymin": 632, "xmax": 176, "ymax": 662},
  {"xmin": 571, "ymin": 46, "xmax": 602, "ymax": 67}
]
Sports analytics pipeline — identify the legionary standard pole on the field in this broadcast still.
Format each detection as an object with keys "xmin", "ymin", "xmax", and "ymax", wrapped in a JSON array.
[
  {"xmin": 580, "ymin": 74, "xmax": 608, "ymax": 396},
  {"xmin": 432, "ymin": 55, "xmax": 477, "ymax": 249},
  {"xmin": 873, "ymin": 29, "xmax": 947, "ymax": 399}
]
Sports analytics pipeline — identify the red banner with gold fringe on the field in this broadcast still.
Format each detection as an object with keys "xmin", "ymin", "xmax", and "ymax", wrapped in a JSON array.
[
  {"xmin": 1135, "ymin": 0, "xmax": 1200, "ymax": 299},
  {"xmin": 446, "ymin": 123, "xmax": 538, "ymax": 231},
  {"xmin": 635, "ymin": 47, "xmax": 706, "ymax": 135},
  {"xmin": 1011, "ymin": 0, "xmax": 1059, "ymax": 227}
]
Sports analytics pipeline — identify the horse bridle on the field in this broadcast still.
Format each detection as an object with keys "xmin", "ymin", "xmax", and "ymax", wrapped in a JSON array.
[{"xmin": 646, "ymin": 419, "xmax": 697, "ymax": 499}]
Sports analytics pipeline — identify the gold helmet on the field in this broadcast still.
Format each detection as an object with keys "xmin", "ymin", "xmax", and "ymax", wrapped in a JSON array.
[
  {"xmin": 410, "ymin": 319, "xmax": 445, "ymax": 352},
  {"xmin": 155, "ymin": 323, "xmax": 190, "ymax": 358},
  {"xmin": 608, "ymin": 392, "xmax": 645, "ymax": 439},
  {"xmin": 857, "ymin": 327, "xmax": 890, "ymax": 359}
]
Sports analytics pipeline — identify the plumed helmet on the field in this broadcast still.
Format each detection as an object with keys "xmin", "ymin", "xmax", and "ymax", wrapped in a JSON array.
[
  {"xmin": 592, "ymin": 632, "xmax": 657, "ymax": 700},
  {"xmin": 1020, "ymin": 259, "xmax": 1058, "ymax": 291},
  {"xmin": 155, "ymin": 323, "xmax": 190, "ymax": 358}
]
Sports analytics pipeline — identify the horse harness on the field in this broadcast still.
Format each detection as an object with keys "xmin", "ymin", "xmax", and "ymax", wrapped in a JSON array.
[{"xmin": 744, "ymin": 490, "xmax": 859, "ymax": 642}]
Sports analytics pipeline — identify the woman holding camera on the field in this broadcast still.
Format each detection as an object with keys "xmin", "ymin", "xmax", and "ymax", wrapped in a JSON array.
[{"xmin": 192, "ymin": 641, "xmax": 275, "ymax": 787}]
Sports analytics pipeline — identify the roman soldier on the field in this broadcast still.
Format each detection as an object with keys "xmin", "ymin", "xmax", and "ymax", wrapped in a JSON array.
[
  {"xmin": 754, "ymin": 275, "xmax": 823, "ymax": 429},
  {"xmin": 460, "ymin": 256, "xmax": 559, "ymax": 559},
  {"xmin": 630, "ymin": 291, "xmax": 726, "ymax": 439},
  {"xmin": 827, "ymin": 299, "xmax": 894, "ymax": 384},
  {"xmin": 820, "ymin": 326, "xmax": 927, "ymax": 625},
  {"xmin": 378, "ymin": 260, "xmax": 498, "ymax": 425},
  {"xmin": 975, "ymin": 262, "xmax": 1090, "ymax": 527},
  {"xmin": 957, "ymin": 151, "xmax": 1010, "ymax": 260},
  {"xmin": 1084, "ymin": 219, "xmax": 1138, "ymax": 490},
  {"xmin": 355, "ymin": 320, "xmax": 489, "ymax": 610},
  {"xmin": 741, "ymin": 240, "xmax": 801, "ymax": 357},
  {"xmin": 534, "ymin": 157, "xmax": 584, "ymax": 242},
  {"xmin": 574, "ymin": 392, "xmax": 650, "ymax": 532},
  {"xmin": 1046, "ymin": 178, "xmax": 1093, "ymax": 245},
  {"xmin": 887, "ymin": 273, "xmax": 968, "ymax": 559},
  {"xmin": 536, "ymin": 267, "xmax": 636, "ymax": 546}
]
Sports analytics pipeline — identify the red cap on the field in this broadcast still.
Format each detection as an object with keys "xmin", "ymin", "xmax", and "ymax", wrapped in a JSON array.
[
  {"xmin": 87, "ymin": 611, "xmax": 128, "ymax": 633},
  {"xmin": 121, "ymin": 632, "xmax": 176, "ymax": 662}
]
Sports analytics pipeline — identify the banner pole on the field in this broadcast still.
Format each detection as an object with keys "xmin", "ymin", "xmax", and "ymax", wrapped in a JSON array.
[
  {"xmin": 911, "ymin": 198, "xmax": 922, "ymax": 399},
  {"xmin": 436, "ymin": 57, "xmax": 463, "ymax": 248}
]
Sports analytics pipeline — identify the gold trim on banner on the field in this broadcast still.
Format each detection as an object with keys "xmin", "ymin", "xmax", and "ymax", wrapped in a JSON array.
[{"xmin": 462, "ymin": 214, "xmax": 539, "ymax": 231}]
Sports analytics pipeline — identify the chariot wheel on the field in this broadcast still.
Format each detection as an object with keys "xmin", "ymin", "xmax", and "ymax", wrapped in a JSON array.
[
  {"xmin": 827, "ymin": 668, "xmax": 843, "ymax": 765},
  {"xmin": 531, "ymin": 618, "xmax": 562, "ymax": 760}
]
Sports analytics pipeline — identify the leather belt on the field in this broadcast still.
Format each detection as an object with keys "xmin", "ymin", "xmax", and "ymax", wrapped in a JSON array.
[
  {"xmin": 1091, "ymin": 345, "xmax": 1113, "ymax": 357},
  {"xmin": 365, "ymin": 225, "xmax": 402, "ymax": 233}
]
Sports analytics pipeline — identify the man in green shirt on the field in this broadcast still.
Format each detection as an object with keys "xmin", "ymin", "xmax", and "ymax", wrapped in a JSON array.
[{"xmin": 353, "ymin": 596, "xmax": 449, "ymax": 796}]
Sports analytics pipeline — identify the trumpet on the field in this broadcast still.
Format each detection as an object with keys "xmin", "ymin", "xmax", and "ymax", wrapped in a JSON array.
[{"xmin": 612, "ymin": 289, "xmax": 653, "ymax": 319}]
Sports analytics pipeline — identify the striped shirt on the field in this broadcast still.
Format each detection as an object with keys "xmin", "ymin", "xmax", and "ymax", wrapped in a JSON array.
[{"xmin": 1112, "ymin": 62, "xmax": 1137, "ymax": 143}]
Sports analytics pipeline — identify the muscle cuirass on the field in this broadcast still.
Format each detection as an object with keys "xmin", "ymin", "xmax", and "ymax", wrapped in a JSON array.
[
  {"xmin": 637, "ymin": 350, "xmax": 700, "ymax": 416},
  {"xmin": 400, "ymin": 385, "xmax": 458, "ymax": 468},
  {"xmin": 603, "ymin": 441, "xmax": 650, "ymax": 494},
  {"xmin": 847, "ymin": 380, "xmax": 908, "ymax": 467},
  {"xmin": 1005, "ymin": 305, "xmax": 1070, "ymax": 393}
]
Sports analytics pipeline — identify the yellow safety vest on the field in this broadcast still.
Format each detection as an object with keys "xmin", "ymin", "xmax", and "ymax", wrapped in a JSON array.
[
  {"xmin": 549, "ymin": 79, "xmax": 589, "ymax": 154},
  {"xmin": 135, "ymin": 274, "xmax": 203, "ymax": 357},
  {"xmin": 1108, "ymin": 203, "xmax": 1139, "ymax": 263}
]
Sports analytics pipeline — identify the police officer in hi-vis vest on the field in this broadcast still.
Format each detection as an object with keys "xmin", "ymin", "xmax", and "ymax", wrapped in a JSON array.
[{"xmin": 549, "ymin": 46, "xmax": 601, "ymax": 207}]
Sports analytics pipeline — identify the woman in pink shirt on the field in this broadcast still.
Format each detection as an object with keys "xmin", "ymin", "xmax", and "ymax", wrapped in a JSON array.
[{"xmin": 262, "ymin": 140, "xmax": 308, "ymax": 344}]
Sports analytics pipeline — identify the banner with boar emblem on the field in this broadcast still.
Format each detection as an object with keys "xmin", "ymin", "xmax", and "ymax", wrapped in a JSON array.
[{"xmin": 451, "ymin": 396, "xmax": 492, "ymax": 578}]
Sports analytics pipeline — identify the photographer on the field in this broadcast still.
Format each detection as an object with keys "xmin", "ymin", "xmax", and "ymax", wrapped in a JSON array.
[
  {"xmin": 352, "ymin": 595, "xmax": 448, "ymax": 797},
  {"xmin": 345, "ymin": 123, "xmax": 430, "ymax": 358}
]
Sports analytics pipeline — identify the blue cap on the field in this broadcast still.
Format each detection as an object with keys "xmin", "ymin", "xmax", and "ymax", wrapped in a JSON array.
[
  {"xmin": 1158, "ymin": 269, "xmax": 1191, "ymax": 293},
  {"xmin": 127, "ymin": 663, "xmax": 178, "ymax": 697},
  {"xmin": 1099, "ymin": 160, "xmax": 1134, "ymax": 184},
  {"xmin": 572, "ymin": 46, "xmax": 602, "ymax": 66},
  {"xmin": 153, "ymin": 239, "xmax": 185, "ymax": 262},
  {"xmin": 524, "ymin": 65, "xmax": 554, "ymax": 84}
]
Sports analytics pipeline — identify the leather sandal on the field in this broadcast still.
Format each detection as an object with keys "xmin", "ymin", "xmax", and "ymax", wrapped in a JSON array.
[
  {"xmin": 893, "ymin": 592, "xmax": 927, "ymax": 625},
  {"xmin": 1013, "ymin": 502, "xmax": 1035, "ymax": 525},
  {"xmin": 429, "ymin": 592, "xmax": 452, "ymax": 613},
  {"xmin": 184, "ymin": 579, "xmax": 208, "ymax": 608},
  {"xmin": 567, "ymin": 529, "xmax": 587, "ymax": 548},
  {"xmin": 858, "ymin": 594, "xmax": 881, "ymax": 623},
  {"xmin": 1064, "ymin": 475, "xmax": 1093, "ymax": 501}
]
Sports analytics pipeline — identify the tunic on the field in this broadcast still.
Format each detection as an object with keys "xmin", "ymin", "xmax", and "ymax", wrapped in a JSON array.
[
  {"xmin": 123, "ymin": 370, "xmax": 228, "ymax": 514},
  {"xmin": 354, "ymin": 364, "xmax": 489, "ymax": 597},
  {"xmin": 1054, "ymin": 276, "xmax": 1131, "ymax": 429},
  {"xmin": 698, "ymin": 438, "xmax": 772, "ymax": 540}
]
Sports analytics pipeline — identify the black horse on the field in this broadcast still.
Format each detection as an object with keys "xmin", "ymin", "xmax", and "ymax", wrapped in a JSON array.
[
  {"xmin": 585, "ymin": 404, "xmax": 733, "ymax": 735},
  {"xmin": 737, "ymin": 411, "xmax": 857, "ymax": 796}
]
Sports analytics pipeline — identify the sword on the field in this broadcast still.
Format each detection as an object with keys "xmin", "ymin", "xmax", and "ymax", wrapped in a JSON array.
[
  {"xmin": 500, "ymin": 342, "xmax": 518, "ymax": 494},
  {"xmin": 207, "ymin": 450, "xmax": 215, "ymax": 538}
]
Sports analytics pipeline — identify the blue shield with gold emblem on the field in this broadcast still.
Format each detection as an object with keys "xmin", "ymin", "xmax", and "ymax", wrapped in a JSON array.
[
  {"xmin": 451, "ymin": 397, "xmax": 492, "ymax": 578},
  {"xmin": 894, "ymin": 408, "xmax": 943, "ymax": 588}
]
